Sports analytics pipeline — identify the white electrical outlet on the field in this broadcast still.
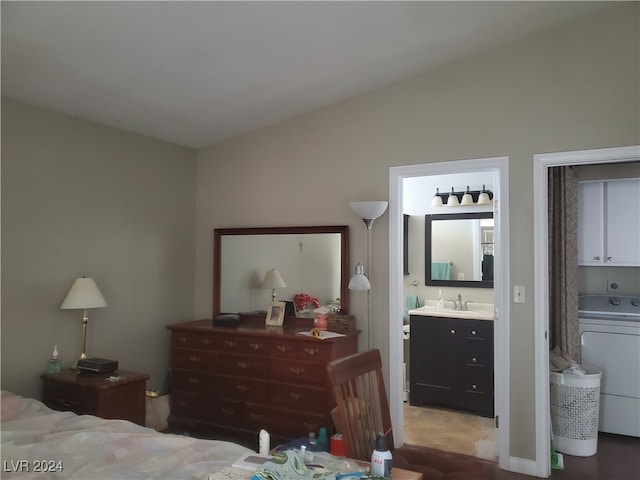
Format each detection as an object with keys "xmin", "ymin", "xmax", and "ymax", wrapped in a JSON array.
[{"xmin": 607, "ymin": 280, "xmax": 619, "ymax": 292}]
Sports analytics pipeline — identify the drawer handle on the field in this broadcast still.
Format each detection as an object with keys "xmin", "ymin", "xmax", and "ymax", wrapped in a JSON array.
[
  {"xmin": 607, "ymin": 256, "xmax": 612, "ymax": 261},
  {"xmin": 222, "ymin": 408, "xmax": 235, "ymax": 416},
  {"xmin": 224, "ymin": 341, "xmax": 238, "ymax": 348},
  {"xmin": 593, "ymin": 256, "xmax": 601, "ymax": 261},
  {"xmin": 290, "ymin": 367, "xmax": 305, "ymax": 375},
  {"xmin": 304, "ymin": 348, "xmax": 320, "ymax": 356},
  {"xmin": 472, "ymin": 384, "xmax": 478, "ymax": 390},
  {"xmin": 237, "ymin": 362, "xmax": 250, "ymax": 369},
  {"xmin": 450, "ymin": 329, "xmax": 456, "ymax": 335},
  {"xmin": 471, "ymin": 357, "xmax": 477, "ymax": 363},
  {"xmin": 59, "ymin": 399, "xmax": 79, "ymax": 408},
  {"xmin": 276, "ymin": 345, "xmax": 291, "ymax": 352},
  {"xmin": 289, "ymin": 392, "xmax": 304, "ymax": 401},
  {"xmin": 188, "ymin": 355, "xmax": 199, "ymax": 362},
  {"xmin": 188, "ymin": 377, "xmax": 200, "ymax": 384},
  {"xmin": 250, "ymin": 343, "xmax": 263, "ymax": 350},
  {"xmin": 201, "ymin": 338, "xmax": 211, "ymax": 345},
  {"xmin": 236, "ymin": 384, "xmax": 250, "ymax": 392},
  {"xmin": 471, "ymin": 330, "xmax": 477, "ymax": 336}
]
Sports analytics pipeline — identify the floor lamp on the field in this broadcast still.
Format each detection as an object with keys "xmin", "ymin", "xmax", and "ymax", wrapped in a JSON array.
[{"xmin": 349, "ymin": 201, "xmax": 388, "ymax": 349}]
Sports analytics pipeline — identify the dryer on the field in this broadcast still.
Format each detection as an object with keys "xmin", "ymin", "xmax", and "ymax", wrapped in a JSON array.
[{"xmin": 579, "ymin": 295, "xmax": 640, "ymax": 437}]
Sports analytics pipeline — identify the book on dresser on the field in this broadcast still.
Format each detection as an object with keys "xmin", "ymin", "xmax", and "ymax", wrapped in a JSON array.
[{"xmin": 166, "ymin": 315, "xmax": 358, "ymax": 442}]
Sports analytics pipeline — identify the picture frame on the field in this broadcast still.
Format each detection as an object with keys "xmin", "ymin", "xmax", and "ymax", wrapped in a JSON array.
[{"xmin": 265, "ymin": 301, "xmax": 286, "ymax": 327}]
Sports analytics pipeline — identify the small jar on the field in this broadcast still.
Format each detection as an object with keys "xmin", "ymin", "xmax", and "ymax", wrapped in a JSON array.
[{"xmin": 314, "ymin": 314, "xmax": 328, "ymax": 331}]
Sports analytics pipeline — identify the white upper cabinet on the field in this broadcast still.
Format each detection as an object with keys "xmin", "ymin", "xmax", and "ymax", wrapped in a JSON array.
[{"xmin": 578, "ymin": 179, "xmax": 640, "ymax": 266}]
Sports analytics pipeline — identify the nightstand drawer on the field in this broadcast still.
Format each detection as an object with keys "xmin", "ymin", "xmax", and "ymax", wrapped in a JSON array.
[{"xmin": 43, "ymin": 384, "xmax": 97, "ymax": 415}]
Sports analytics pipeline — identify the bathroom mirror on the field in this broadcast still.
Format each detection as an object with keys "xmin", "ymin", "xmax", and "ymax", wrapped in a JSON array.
[
  {"xmin": 213, "ymin": 226, "xmax": 349, "ymax": 316},
  {"xmin": 425, "ymin": 212, "xmax": 494, "ymax": 288}
]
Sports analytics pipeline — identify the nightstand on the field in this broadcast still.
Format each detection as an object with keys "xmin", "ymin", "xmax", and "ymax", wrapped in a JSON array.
[{"xmin": 41, "ymin": 369, "xmax": 149, "ymax": 426}]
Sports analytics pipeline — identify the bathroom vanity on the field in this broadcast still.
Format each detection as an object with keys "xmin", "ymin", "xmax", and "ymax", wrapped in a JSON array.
[{"xmin": 409, "ymin": 303, "xmax": 494, "ymax": 418}]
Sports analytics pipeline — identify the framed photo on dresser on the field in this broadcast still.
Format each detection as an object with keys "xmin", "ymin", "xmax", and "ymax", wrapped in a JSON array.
[{"xmin": 265, "ymin": 301, "xmax": 286, "ymax": 326}]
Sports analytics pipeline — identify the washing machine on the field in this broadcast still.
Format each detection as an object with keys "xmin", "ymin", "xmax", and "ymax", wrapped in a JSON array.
[{"xmin": 579, "ymin": 295, "xmax": 640, "ymax": 437}]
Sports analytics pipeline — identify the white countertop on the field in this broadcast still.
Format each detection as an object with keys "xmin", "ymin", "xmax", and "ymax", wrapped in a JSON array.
[{"xmin": 409, "ymin": 300, "xmax": 495, "ymax": 321}]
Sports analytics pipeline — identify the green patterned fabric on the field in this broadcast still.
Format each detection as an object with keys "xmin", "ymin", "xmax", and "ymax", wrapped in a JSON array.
[{"xmin": 252, "ymin": 450, "xmax": 337, "ymax": 480}]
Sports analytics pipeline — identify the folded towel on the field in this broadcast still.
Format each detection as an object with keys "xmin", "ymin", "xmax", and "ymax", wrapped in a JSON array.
[{"xmin": 405, "ymin": 295, "xmax": 419, "ymax": 314}]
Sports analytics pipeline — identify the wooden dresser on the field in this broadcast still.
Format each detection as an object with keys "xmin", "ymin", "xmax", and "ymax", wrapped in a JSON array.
[{"xmin": 166, "ymin": 317, "xmax": 358, "ymax": 441}]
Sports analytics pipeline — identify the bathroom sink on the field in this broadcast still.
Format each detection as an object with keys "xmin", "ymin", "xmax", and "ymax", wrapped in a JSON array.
[{"xmin": 409, "ymin": 301, "xmax": 494, "ymax": 321}]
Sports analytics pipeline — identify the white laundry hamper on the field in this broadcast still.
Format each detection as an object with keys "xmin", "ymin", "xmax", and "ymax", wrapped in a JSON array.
[{"xmin": 550, "ymin": 366, "xmax": 602, "ymax": 457}]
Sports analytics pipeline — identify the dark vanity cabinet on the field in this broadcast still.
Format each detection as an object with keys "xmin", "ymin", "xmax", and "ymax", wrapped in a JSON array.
[{"xmin": 409, "ymin": 315, "xmax": 494, "ymax": 417}]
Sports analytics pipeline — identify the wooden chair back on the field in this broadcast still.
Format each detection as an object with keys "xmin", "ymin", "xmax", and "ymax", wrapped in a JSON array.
[{"xmin": 326, "ymin": 349, "xmax": 394, "ymax": 461}]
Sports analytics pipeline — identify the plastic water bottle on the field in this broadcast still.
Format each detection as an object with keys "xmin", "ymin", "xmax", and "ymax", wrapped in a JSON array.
[{"xmin": 370, "ymin": 433, "xmax": 392, "ymax": 477}]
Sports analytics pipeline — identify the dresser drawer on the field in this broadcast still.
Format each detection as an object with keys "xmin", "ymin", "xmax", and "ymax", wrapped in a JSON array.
[
  {"xmin": 271, "ymin": 339, "xmax": 330, "ymax": 361},
  {"xmin": 171, "ymin": 391, "xmax": 208, "ymax": 418},
  {"xmin": 217, "ymin": 353, "xmax": 270, "ymax": 378},
  {"xmin": 43, "ymin": 384, "xmax": 97, "ymax": 415},
  {"xmin": 270, "ymin": 380, "xmax": 326, "ymax": 410},
  {"xmin": 457, "ymin": 320, "xmax": 492, "ymax": 341},
  {"xmin": 271, "ymin": 357, "xmax": 325, "ymax": 385},
  {"xmin": 460, "ymin": 346, "xmax": 492, "ymax": 367},
  {"xmin": 171, "ymin": 370, "xmax": 214, "ymax": 394},
  {"xmin": 172, "ymin": 332, "xmax": 217, "ymax": 350},
  {"xmin": 243, "ymin": 402, "xmax": 325, "ymax": 438},
  {"xmin": 216, "ymin": 375, "xmax": 269, "ymax": 402},
  {"xmin": 216, "ymin": 336, "xmax": 270, "ymax": 355},
  {"xmin": 172, "ymin": 348, "xmax": 217, "ymax": 372}
]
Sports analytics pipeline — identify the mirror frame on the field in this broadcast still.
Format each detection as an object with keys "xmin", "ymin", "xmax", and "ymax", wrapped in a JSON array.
[
  {"xmin": 425, "ymin": 212, "xmax": 494, "ymax": 288},
  {"xmin": 213, "ymin": 225, "xmax": 349, "ymax": 316}
]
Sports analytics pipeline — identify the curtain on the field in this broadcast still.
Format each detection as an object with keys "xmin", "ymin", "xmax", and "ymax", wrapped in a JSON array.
[{"xmin": 548, "ymin": 166, "xmax": 580, "ymax": 362}]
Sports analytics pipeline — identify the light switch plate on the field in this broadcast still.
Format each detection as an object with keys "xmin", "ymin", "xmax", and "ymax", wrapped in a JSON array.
[{"xmin": 514, "ymin": 285, "xmax": 525, "ymax": 303}]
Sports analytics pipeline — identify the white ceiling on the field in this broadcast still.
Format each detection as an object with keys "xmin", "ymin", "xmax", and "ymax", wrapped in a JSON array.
[{"xmin": 2, "ymin": 2, "xmax": 609, "ymax": 149}]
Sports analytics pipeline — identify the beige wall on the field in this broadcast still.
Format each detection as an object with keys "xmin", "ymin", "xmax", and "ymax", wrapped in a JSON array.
[
  {"xmin": 1, "ymin": 98, "xmax": 197, "ymax": 398},
  {"xmin": 195, "ymin": 4, "xmax": 639, "ymax": 461}
]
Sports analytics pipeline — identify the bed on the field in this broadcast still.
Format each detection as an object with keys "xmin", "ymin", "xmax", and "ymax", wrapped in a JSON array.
[{"xmin": 1, "ymin": 390, "xmax": 253, "ymax": 479}]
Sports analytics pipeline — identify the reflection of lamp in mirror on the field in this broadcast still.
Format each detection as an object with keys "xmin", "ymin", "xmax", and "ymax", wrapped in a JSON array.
[
  {"xmin": 262, "ymin": 268, "xmax": 287, "ymax": 302},
  {"xmin": 349, "ymin": 200, "xmax": 388, "ymax": 349},
  {"xmin": 60, "ymin": 276, "xmax": 108, "ymax": 368}
]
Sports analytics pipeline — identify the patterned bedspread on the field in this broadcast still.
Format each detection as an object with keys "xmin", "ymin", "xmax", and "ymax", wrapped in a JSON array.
[{"xmin": 1, "ymin": 390, "xmax": 252, "ymax": 479}]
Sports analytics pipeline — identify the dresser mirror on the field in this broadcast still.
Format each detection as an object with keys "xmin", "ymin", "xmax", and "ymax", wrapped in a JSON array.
[
  {"xmin": 425, "ymin": 212, "xmax": 494, "ymax": 288},
  {"xmin": 214, "ymin": 226, "xmax": 349, "ymax": 316}
]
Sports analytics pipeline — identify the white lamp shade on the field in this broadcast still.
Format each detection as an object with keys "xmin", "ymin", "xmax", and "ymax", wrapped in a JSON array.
[
  {"xmin": 60, "ymin": 277, "xmax": 107, "ymax": 310},
  {"xmin": 261, "ymin": 269, "xmax": 287, "ymax": 289},
  {"xmin": 348, "ymin": 263, "xmax": 371, "ymax": 290},
  {"xmin": 446, "ymin": 188, "xmax": 459, "ymax": 206},
  {"xmin": 430, "ymin": 192, "xmax": 444, "ymax": 207},
  {"xmin": 461, "ymin": 186, "xmax": 474, "ymax": 205},
  {"xmin": 477, "ymin": 191, "xmax": 491, "ymax": 205},
  {"xmin": 350, "ymin": 201, "xmax": 388, "ymax": 220}
]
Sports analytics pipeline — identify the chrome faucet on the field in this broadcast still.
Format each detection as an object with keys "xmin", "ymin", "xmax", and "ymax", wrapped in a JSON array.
[{"xmin": 452, "ymin": 294, "xmax": 471, "ymax": 311}]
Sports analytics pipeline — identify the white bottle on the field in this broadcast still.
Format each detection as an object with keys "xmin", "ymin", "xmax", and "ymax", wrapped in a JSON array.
[
  {"xmin": 259, "ymin": 429, "xmax": 270, "ymax": 455},
  {"xmin": 436, "ymin": 289, "xmax": 444, "ymax": 308},
  {"xmin": 370, "ymin": 433, "xmax": 392, "ymax": 477}
]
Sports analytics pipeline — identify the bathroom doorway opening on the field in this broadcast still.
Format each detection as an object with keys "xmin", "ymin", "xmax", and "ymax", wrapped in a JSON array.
[{"xmin": 389, "ymin": 156, "xmax": 510, "ymax": 470}]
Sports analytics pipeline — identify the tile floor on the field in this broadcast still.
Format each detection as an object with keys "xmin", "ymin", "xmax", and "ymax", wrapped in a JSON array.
[{"xmin": 403, "ymin": 403, "xmax": 497, "ymax": 461}]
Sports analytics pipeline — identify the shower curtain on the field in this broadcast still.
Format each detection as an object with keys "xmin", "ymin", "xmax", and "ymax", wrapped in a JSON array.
[{"xmin": 548, "ymin": 166, "xmax": 580, "ymax": 363}]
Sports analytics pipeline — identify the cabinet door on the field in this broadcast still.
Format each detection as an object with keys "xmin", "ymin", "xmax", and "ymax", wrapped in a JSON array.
[
  {"xmin": 606, "ymin": 179, "xmax": 640, "ymax": 265},
  {"xmin": 578, "ymin": 182, "xmax": 605, "ymax": 265}
]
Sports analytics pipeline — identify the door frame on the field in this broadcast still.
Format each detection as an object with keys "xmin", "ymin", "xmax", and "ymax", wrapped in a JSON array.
[
  {"xmin": 532, "ymin": 145, "xmax": 640, "ymax": 477},
  {"xmin": 389, "ymin": 156, "xmax": 510, "ymax": 470}
]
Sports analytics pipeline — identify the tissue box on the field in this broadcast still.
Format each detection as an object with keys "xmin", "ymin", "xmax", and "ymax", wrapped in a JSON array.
[{"xmin": 327, "ymin": 313, "xmax": 355, "ymax": 333}]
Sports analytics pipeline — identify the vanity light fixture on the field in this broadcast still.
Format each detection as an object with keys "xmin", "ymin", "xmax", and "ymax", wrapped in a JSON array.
[
  {"xmin": 349, "ymin": 200, "xmax": 388, "ymax": 349},
  {"xmin": 430, "ymin": 186, "xmax": 493, "ymax": 207},
  {"xmin": 430, "ymin": 188, "xmax": 444, "ymax": 207},
  {"xmin": 60, "ymin": 276, "xmax": 108, "ymax": 368},
  {"xmin": 261, "ymin": 268, "xmax": 287, "ymax": 302}
]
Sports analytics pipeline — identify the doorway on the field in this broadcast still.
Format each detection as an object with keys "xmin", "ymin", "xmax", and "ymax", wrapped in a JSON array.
[
  {"xmin": 389, "ymin": 156, "xmax": 510, "ymax": 470},
  {"xmin": 532, "ymin": 145, "xmax": 640, "ymax": 477}
]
